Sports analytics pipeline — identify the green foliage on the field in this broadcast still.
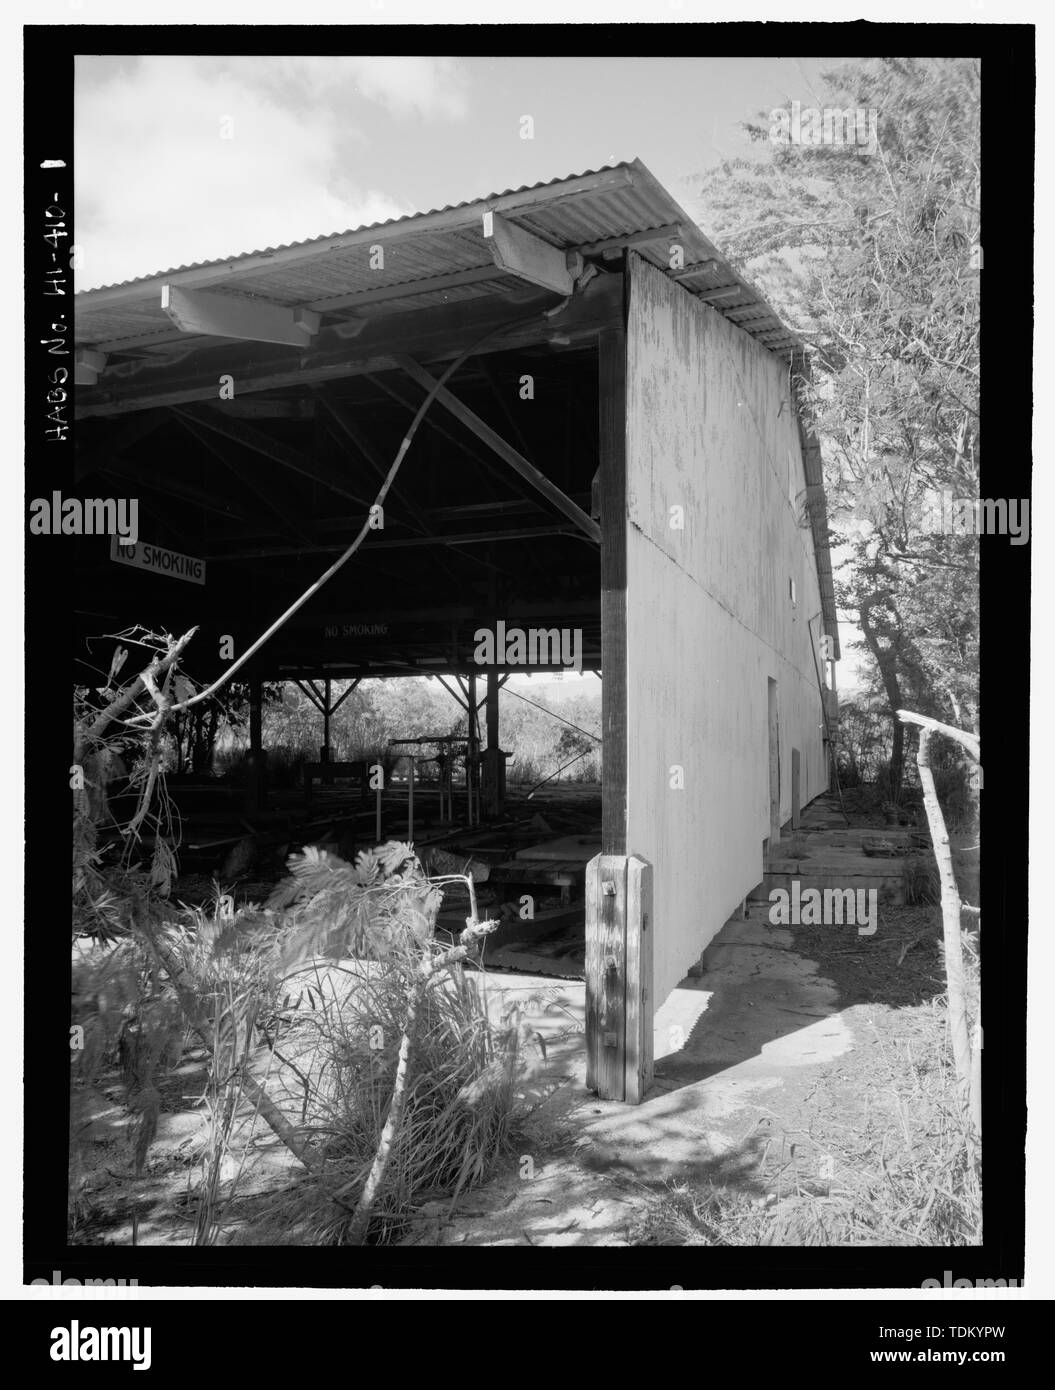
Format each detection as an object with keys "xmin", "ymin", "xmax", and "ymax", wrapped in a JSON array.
[
  {"xmin": 835, "ymin": 696, "xmax": 894, "ymax": 786},
  {"xmin": 696, "ymin": 58, "xmax": 980, "ymax": 778},
  {"xmin": 266, "ymin": 841, "xmax": 444, "ymax": 971},
  {"xmin": 903, "ymin": 854, "xmax": 940, "ymax": 906},
  {"xmin": 253, "ymin": 959, "xmax": 527, "ymax": 1245},
  {"xmin": 214, "ymin": 676, "xmax": 603, "ymax": 786}
]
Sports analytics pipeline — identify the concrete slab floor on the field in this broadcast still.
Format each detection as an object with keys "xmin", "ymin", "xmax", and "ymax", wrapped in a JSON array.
[
  {"xmin": 399, "ymin": 794, "xmax": 920, "ymax": 1245},
  {"xmin": 402, "ymin": 901, "xmax": 860, "ymax": 1246},
  {"xmin": 762, "ymin": 801, "xmax": 911, "ymax": 903},
  {"xmin": 574, "ymin": 907, "xmax": 853, "ymax": 1186}
]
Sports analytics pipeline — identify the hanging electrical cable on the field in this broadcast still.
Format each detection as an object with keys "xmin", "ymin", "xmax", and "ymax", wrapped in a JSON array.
[{"xmin": 500, "ymin": 683, "xmax": 601, "ymax": 743}]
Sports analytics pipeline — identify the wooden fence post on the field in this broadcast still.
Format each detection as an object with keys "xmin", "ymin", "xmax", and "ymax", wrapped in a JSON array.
[
  {"xmin": 586, "ymin": 853, "xmax": 653, "ymax": 1103},
  {"xmin": 897, "ymin": 709, "xmax": 980, "ymax": 1166}
]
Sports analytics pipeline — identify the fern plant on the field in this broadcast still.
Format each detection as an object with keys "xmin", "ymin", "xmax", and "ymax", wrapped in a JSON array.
[{"xmin": 267, "ymin": 841, "xmax": 444, "ymax": 971}]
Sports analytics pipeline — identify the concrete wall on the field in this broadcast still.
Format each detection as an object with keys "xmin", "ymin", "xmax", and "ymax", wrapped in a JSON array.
[{"xmin": 624, "ymin": 254, "xmax": 830, "ymax": 1005}]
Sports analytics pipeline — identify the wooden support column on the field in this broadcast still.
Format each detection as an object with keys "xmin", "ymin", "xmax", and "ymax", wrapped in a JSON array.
[
  {"xmin": 587, "ymin": 317, "xmax": 641, "ymax": 1100},
  {"xmin": 322, "ymin": 677, "xmax": 331, "ymax": 764},
  {"xmin": 467, "ymin": 672, "xmax": 479, "ymax": 826},
  {"xmin": 625, "ymin": 856, "xmax": 654, "ymax": 1103},
  {"xmin": 480, "ymin": 669, "xmax": 507, "ymax": 819},
  {"xmin": 585, "ymin": 854, "xmax": 653, "ymax": 1102},
  {"xmin": 247, "ymin": 677, "xmax": 266, "ymax": 813},
  {"xmin": 486, "ymin": 670, "xmax": 500, "ymax": 749},
  {"xmin": 393, "ymin": 355, "xmax": 601, "ymax": 544},
  {"xmin": 598, "ymin": 323, "xmax": 628, "ymax": 857}
]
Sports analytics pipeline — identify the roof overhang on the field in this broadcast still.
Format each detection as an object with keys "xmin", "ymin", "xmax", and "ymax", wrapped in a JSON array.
[{"xmin": 75, "ymin": 158, "xmax": 805, "ymax": 403}]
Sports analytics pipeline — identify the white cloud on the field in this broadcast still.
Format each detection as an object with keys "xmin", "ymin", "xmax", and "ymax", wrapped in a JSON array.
[
  {"xmin": 74, "ymin": 55, "xmax": 469, "ymax": 288},
  {"xmin": 342, "ymin": 57, "xmax": 470, "ymax": 121},
  {"xmin": 225, "ymin": 55, "xmax": 470, "ymax": 123}
]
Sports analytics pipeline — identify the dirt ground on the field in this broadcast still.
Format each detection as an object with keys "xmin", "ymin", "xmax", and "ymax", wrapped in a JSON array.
[
  {"xmin": 69, "ymin": 789, "xmax": 975, "ymax": 1250},
  {"xmin": 393, "ymin": 899, "xmax": 961, "ymax": 1248},
  {"xmin": 69, "ymin": 897, "xmax": 961, "ymax": 1249}
]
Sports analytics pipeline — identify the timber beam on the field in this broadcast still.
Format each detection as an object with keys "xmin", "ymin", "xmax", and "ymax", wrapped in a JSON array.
[
  {"xmin": 172, "ymin": 404, "xmax": 375, "ymax": 511},
  {"xmin": 76, "ymin": 273, "xmax": 623, "ymax": 418},
  {"xmin": 173, "ymin": 409, "xmax": 315, "ymax": 547},
  {"xmin": 162, "ymin": 284, "xmax": 321, "ymax": 347},
  {"xmin": 482, "ymin": 211, "xmax": 583, "ymax": 295},
  {"xmin": 75, "ymin": 409, "xmax": 166, "ymax": 483},
  {"xmin": 204, "ymin": 524, "xmax": 584, "ymax": 562},
  {"xmin": 92, "ymin": 454, "xmax": 261, "ymax": 524},
  {"xmin": 392, "ymin": 354, "xmax": 602, "ymax": 544}
]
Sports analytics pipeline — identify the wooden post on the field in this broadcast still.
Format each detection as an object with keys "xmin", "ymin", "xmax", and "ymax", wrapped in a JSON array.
[
  {"xmin": 467, "ymin": 672, "xmax": 478, "ymax": 826},
  {"xmin": 247, "ymin": 676, "xmax": 265, "ymax": 812},
  {"xmin": 914, "ymin": 725, "xmax": 976, "ymax": 1159},
  {"xmin": 598, "ymin": 325, "xmax": 628, "ymax": 857},
  {"xmin": 407, "ymin": 754, "xmax": 415, "ymax": 842},
  {"xmin": 587, "ymin": 317, "xmax": 633, "ymax": 1100},
  {"xmin": 586, "ymin": 854, "xmax": 627, "ymax": 1099},
  {"xmin": 481, "ymin": 670, "xmax": 506, "ymax": 818},
  {"xmin": 586, "ymin": 852, "xmax": 653, "ymax": 1103},
  {"xmin": 486, "ymin": 670, "xmax": 499, "ymax": 749},
  {"xmin": 322, "ymin": 677, "xmax": 331, "ymax": 764}
]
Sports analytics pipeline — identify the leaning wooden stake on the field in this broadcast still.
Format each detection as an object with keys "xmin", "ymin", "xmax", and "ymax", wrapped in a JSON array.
[{"xmin": 898, "ymin": 710, "xmax": 980, "ymax": 1165}]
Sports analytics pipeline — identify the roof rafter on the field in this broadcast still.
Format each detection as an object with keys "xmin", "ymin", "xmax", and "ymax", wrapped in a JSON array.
[
  {"xmin": 172, "ymin": 408, "xmax": 316, "ymax": 548},
  {"xmin": 177, "ymin": 404, "xmax": 376, "ymax": 511},
  {"xmin": 393, "ymin": 355, "xmax": 601, "ymax": 545}
]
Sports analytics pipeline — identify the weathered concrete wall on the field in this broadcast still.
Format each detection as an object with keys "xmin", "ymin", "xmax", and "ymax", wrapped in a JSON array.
[{"xmin": 624, "ymin": 254, "xmax": 830, "ymax": 1005}]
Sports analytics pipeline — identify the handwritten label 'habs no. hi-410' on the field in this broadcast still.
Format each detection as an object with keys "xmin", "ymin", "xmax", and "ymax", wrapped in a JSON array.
[{"xmin": 110, "ymin": 536, "xmax": 206, "ymax": 585}]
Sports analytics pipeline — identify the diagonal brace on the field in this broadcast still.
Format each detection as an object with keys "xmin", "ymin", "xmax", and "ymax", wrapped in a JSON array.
[{"xmin": 392, "ymin": 355, "xmax": 601, "ymax": 544}]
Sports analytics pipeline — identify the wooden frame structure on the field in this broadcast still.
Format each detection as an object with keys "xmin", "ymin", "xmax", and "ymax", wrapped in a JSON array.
[{"xmin": 73, "ymin": 161, "xmax": 838, "ymax": 1104}]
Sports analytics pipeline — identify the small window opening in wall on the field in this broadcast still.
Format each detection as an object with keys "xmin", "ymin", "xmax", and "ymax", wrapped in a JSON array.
[{"xmin": 789, "ymin": 578, "xmax": 797, "ymax": 605}]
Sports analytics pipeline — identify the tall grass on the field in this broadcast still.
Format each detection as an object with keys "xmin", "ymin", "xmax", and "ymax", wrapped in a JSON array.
[
  {"xmin": 243, "ymin": 958, "xmax": 525, "ymax": 1244},
  {"xmin": 158, "ymin": 847, "xmax": 526, "ymax": 1246}
]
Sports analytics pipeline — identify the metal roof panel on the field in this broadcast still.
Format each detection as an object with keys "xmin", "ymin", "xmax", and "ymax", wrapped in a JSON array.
[{"xmin": 75, "ymin": 160, "xmax": 802, "ymax": 362}]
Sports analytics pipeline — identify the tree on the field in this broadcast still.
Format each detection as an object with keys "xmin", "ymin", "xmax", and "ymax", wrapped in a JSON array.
[{"xmin": 695, "ymin": 58, "xmax": 980, "ymax": 788}]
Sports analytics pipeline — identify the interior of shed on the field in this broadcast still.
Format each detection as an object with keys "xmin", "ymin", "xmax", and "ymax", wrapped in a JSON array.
[{"xmin": 73, "ymin": 334, "xmax": 611, "ymax": 979}]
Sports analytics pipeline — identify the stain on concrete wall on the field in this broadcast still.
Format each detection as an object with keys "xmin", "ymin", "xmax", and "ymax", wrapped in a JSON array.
[{"xmin": 624, "ymin": 253, "xmax": 830, "ymax": 1005}]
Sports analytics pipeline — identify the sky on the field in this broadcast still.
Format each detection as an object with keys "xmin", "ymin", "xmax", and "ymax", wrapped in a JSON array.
[
  {"xmin": 74, "ymin": 54, "xmax": 845, "ymax": 289},
  {"xmin": 73, "ymin": 52, "xmax": 865, "ymax": 687}
]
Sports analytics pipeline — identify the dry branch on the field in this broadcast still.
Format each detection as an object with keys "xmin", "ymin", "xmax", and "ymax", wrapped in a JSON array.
[
  {"xmin": 896, "ymin": 708, "xmax": 979, "ymax": 762},
  {"xmin": 75, "ymin": 626, "xmax": 199, "ymax": 760}
]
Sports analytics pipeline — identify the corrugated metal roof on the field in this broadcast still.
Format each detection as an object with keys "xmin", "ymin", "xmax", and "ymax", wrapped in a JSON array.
[
  {"xmin": 74, "ymin": 158, "xmax": 832, "ymax": 647},
  {"xmin": 77, "ymin": 166, "xmax": 631, "ymax": 295},
  {"xmin": 75, "ymin": 160, "xmax": 804, "ymax": 362}
]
